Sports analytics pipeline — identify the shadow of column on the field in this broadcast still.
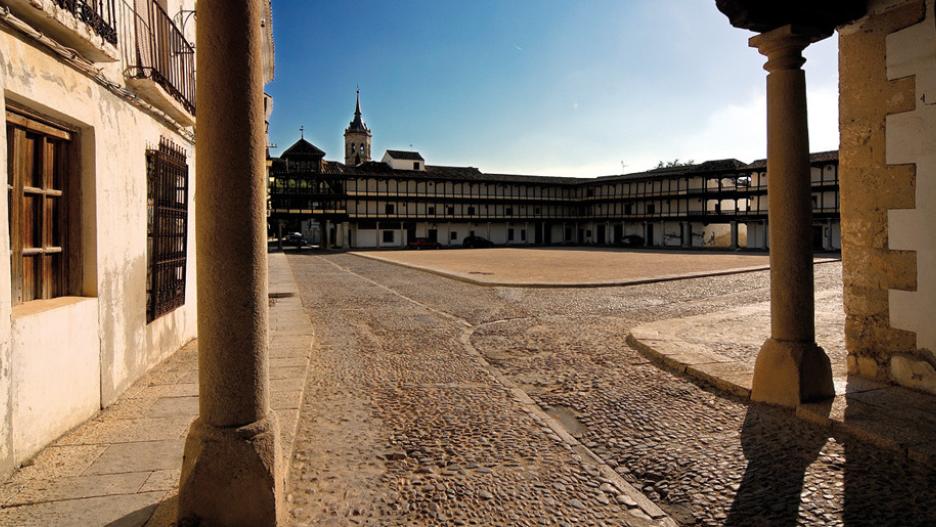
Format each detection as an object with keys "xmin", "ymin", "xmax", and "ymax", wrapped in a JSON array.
[
  {"xmin": 840, "ymin": 375, "xmax": 936, "ymax": 527},
  {"xmin": 725, "ymin": 403, "xmax": 831, "ymax": 527}
]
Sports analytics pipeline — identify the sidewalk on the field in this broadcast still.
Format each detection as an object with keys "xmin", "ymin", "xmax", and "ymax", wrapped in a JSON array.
[
  {"xmin": 0, "ymin": 253, "xmax": 314, "ymax": 527},
  {"xmin": 627, "ymin": 289, "xmax": 936, "ymax": 470}
]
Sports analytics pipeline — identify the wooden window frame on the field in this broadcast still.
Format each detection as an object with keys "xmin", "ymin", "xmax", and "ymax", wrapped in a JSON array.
[
  {"xmin": 6, "ymin": 109, "xmax": 81, "ymax": 306},
  {"xmin": 146, "ymin": 137, "xmax": 189, "ymax": 323}
]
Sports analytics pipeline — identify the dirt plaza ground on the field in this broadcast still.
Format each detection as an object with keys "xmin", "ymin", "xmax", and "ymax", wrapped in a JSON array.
[
  {"xmin": 351, "ymin": 248, "xmax": 819, "ymax": 287},
  {"xmin": 285, "ymin": 250, "xmax": 935, "ymax": 527}
]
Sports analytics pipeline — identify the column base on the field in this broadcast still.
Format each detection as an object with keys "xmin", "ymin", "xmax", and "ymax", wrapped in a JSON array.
[
  {"xmin": 178, "ymin": 415, "xmax": 284, "ymax": 527},
  {"xmin": 751, "ymin": 338, "xmax": 835, "ymax": 408}
]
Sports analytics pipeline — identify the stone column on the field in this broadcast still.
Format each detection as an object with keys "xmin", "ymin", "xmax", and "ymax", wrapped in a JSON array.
[
  {"xmin": 762, "ymin": 219, "xmax": 769, "ymax": 249},
  {"xmin": 749, "ymin": 25, "xmax": 834, "ymax": 407},
  {"xmin": 681, "ymin": 221, "xmax": 691, "ymax": 248},
  {"xmin": 276, "ymin": 220, "xmax": 284, "ymax": 252},
  {"xmin": 730, "ymin": 221, "xmax": 739, "ymax": 250},
  {"xmin": 179, "ymin": 1, "xmax": 284, "ymax": 525}
]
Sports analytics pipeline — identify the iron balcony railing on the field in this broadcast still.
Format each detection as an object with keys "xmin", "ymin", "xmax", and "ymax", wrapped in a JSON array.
[
  {"xmin": 53, "ymin": 0, "xmax": 118, "ymax": 45},
  {"xmin": 120, "ymin": 0, "xmax": 195, "ymax": 115}
]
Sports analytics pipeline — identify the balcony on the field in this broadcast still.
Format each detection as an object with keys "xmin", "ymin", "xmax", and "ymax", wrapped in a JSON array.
[
  {"xmin": 5, "ymin": 0, "xmax": 119, "ymax": 61},
  {"xmin": 120, "ymin": 0, "xmax": 195, "ymax": 125}
]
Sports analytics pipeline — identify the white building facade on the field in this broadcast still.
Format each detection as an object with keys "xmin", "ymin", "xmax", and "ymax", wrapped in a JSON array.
[
  {"xmin": 0, "ymin": 0, "xmax": 207, "ymax": 476},
  {"xmin": 271, "ymin": 139, "xmax": 840, "ymax": 252}
]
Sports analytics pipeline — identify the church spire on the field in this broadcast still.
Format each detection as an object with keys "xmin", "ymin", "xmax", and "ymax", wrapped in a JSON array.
[
  {"xmin": 354, "ymin": 87, "xmax": 362, "ymax": 118},
  {"xmin": 347, "ymin": 86, "xmax": 369, "ymax": 133},
  {"xmin": 344, "ymin": 86, "xmax": 372, "ymax": 166}
]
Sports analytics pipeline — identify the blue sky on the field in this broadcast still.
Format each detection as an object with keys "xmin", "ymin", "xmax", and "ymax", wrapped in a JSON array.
[{"xmin": 267, "ymin": 0, "xmax": 839, "ymax": 177}]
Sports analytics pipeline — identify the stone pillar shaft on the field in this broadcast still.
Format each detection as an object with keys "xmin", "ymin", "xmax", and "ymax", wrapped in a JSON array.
[
  {"xmin": 195, "ymin": 0, "xmax": 270, "ymax": 430},
  {"xmin": 754, "ymin": 26, "xmax": 818, "ymax": 342},
  {"xmin": 179, "ymin": 1, "xmax": 283, "ymax": 524},
  {"xmin": 748, "ymin": 25, "xmax": 835, "ymax": 407},
  {"xmin": 730, "ymin": 221, "xmax": 740, "ymax": 251}
]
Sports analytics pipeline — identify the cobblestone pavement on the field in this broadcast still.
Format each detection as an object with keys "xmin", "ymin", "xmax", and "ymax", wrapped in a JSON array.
[
  {"xmin": 287, "ymin": 253, "xmax": 936, "ymax": 527},
  {"xmin": 286, "ymin": 254, "xmax": 672, "ymax": 527}
]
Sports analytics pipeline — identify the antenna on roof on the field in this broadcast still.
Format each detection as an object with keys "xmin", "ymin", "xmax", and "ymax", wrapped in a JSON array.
[{"xmin": 299, "ymin": 125, "xmax": 304, "ymax": 139}]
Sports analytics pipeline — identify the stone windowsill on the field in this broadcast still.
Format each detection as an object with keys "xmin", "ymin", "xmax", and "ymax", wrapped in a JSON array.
[{"xmin": 12, "ymin": 296, "xmax": 97, "ymax": 320}]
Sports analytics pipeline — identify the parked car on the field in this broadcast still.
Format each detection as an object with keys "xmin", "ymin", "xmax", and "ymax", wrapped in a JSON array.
[
  {"xmin": 462, "ymin": 235, "xmax": 495, "ymax": 248},
  {"xmin": 616, "ymin": 234, "xmax": 645, "ymax": 248},
  {"xmin": 407, "ymin": 237, "xmax": 442, "ymax": 250},
  {"xmin": 284, "ymin": 232, "xmax": 305, "ymax": 248}
]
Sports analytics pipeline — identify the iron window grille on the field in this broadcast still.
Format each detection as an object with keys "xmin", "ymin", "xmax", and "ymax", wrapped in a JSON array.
[{"xmin": 146, "ymin": 138, "xmax": 189, "ymax": 322}]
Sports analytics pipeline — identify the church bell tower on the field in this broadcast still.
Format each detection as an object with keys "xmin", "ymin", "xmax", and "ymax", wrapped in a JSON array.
[{"xmin": 344, "ymin": 88, "xmax": 372, "ymax": 166}]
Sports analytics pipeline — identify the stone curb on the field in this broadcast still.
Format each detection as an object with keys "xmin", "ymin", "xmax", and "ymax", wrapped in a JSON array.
[
  {"xmin": 459, "ymin": 331, "xmax": 677, "ymax": 527},
  {"xmin": 268, "ymin": 252, "xmax": 317, "ymax": 484},
  {"xmin": 625, "ymin": 332, "xmax": 754, "ymax": 399},
  {"xmin": 627, "ymin": 320, "xmax": 936, "ymax": 471},
  {"xmin": 351, "ymin": 251, "xmax": 841, "ymax": 289}
]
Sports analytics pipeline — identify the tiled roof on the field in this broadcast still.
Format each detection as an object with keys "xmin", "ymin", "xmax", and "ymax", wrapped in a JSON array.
[
  {"xmin": 596, "ymin": 159, "xmax": 749, "ymax": 183},
  {"xmin": 747, "ymin": 150, "xmax": 839, "ymax": 170},
  {"xmin": 281, "ymin": 138, "xmax": 325, "ymax": 158},
  {"xmin": 274, "ymin": 151, "xmax": 840, "ymax": 186}
]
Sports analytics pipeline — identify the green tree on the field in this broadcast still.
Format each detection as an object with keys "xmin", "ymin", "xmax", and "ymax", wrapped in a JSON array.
[{"xmin": 656, "ymin": 158, "xmax": 695, "ymax": 169}]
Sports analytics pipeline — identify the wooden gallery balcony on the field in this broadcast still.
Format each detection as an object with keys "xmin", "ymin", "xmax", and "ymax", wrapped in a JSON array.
[{"xmin": 119, "ymin": 0, "xmax": 195, "ymax": 125}]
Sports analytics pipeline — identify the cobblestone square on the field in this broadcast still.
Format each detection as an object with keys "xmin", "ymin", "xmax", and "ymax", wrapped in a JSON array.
[{"xmin": 285, "ymin": 252, "xmax": 936, "ymax": 527}]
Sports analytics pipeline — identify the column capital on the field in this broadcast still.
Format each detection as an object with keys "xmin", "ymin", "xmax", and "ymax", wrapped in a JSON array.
[{"xmin": 749, "ymin": 24, "xmax": 830, "ymax": 72}]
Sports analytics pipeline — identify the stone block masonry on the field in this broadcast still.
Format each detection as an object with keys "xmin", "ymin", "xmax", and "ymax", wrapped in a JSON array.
[
  {"xmin": 884, "ymin": 0, "xmax": 936, "ymax": 394},
  {"xmin": 838, "ymin": 0, "xmax": 932, "ymax": 391}
]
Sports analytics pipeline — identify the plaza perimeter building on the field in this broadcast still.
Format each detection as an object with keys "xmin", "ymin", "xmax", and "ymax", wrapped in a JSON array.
[{"xmin": 269, "ymin": 96, "xmax": 841, "ymax": 252}]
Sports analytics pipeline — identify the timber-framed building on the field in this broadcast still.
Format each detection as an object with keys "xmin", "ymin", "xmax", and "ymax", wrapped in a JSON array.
[{"xmin": 269, "ymin": 94, "xmax": 840, "ymax": 251}]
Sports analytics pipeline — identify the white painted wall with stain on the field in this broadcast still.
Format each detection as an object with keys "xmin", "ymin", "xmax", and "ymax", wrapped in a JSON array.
[{"xmin": 0, "ymin": 0, "xmax": 198, "ymax": 476}]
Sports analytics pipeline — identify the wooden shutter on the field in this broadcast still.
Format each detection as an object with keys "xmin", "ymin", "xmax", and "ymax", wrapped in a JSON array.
[{"xmin": 6, "ymin": 110, "xmax": 72, "ymax": 305}]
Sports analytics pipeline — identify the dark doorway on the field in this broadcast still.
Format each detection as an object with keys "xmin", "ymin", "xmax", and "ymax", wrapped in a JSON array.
[
  {"xmin": 614, "ymin": 224, "xmax": 623, "ymax": 244},
  {"xmin": 428, "ymin": 229, "xmax": 438, "ymax": 243},
  {"xmin": 405, "ymin": 222, "xmax": 417, "ymax": 243},
  {"xmin": 597, "ymin": 224, "xmax": 606, "ymax": 245},
  {"xmin": 535, "ymin": 223, "xmax": 543, "ymax": 244},
  {"xmin": 812, "ymin": 225, "xmax": 825, "ymax": 250},
  {"xmin": 646, "ymin": 223, "xmax": 655, "ymax": 246}
]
